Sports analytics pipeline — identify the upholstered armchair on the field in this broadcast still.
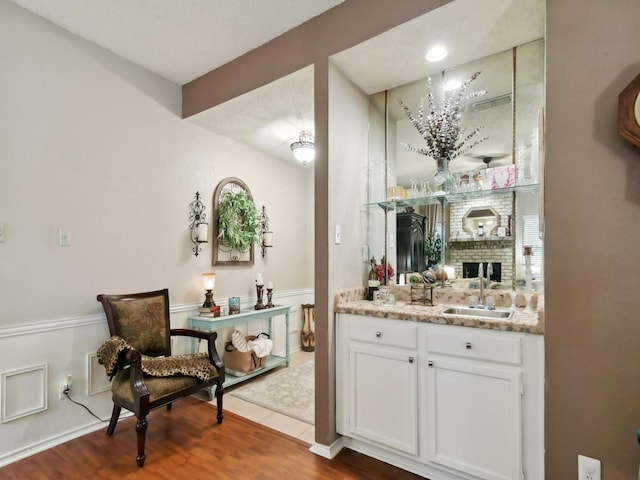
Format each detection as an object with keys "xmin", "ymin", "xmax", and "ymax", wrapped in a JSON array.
[{"xmin": 97, "ymin": 289, "xmax": 224, "ymax": 467}]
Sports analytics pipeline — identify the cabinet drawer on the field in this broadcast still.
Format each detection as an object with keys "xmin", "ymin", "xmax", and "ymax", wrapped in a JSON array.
[
  {"xmin": 348, "ymin": 316, "xmax": 417, "ymax": 350},
  {"xmin": 426, "ymin": 327, "xmax": 521, "ymax": 365}
]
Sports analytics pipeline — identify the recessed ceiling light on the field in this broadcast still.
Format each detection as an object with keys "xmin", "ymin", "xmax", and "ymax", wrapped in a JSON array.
[
  {"xmin": 426, "ymin": 44, "xmax": 448, "ymax": 62},
  {"xmin": 443, "ymin": 79, "xmax": 462, "ymax": 91}
]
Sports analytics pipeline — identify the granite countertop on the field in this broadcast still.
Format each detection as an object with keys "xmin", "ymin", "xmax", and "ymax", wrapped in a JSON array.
[{"xmin": 334, "ymin": 287, "xmax": 544, "ymax": 335}]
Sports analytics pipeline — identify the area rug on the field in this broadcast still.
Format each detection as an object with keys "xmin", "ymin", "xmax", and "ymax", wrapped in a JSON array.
[{"xmin": 231, "ymin": 359, "xmax": 314, "ymax": 425}]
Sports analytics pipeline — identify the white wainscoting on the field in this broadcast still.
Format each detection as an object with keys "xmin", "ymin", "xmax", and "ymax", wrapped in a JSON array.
[
  {"xmin": 0, "ymin": 289, "xmax": 312, "ymax": 467},
  {"xmin": 1, "ymin": 364, "xmax": 48, "ymax": 423}
]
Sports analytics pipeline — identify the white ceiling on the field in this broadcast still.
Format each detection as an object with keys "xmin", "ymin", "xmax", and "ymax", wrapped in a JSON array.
[
  {"xmin": 331, "ymin": 0, "xmax": 544, "ymax": 96},
  {"xmin": 8, "ymin": 0, "xmax": 345, "ymax": 85},
  {"xmin": 9, "ymin": 0, "xmax": 544, "ymax": 166}
]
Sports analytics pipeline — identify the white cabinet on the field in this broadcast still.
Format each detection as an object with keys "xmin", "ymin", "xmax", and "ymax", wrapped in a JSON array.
[
  {"xmin": 337, "ymin": 314, "xmax": 419, "ymax": 455},
  {"xmin": 425, "ymin": 326, "xmax": 523, "ymax": 479},
  {"xmin": 349, "ymin": 343, "xmax": 418, "ymax": 455},
  {"xmin": 336, "ymin": 313, "xmax": 544, "ymax": 480}
]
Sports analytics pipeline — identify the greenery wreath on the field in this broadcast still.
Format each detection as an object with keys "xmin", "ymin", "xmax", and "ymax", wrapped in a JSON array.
[{"xmin": 217, "ymin": 190, "xmax": 259, "ymax": 252}]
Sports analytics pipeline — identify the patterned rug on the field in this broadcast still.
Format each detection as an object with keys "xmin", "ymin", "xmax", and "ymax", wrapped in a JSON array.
[{"xmin": 231, "ymin": 359, "xmax": 314, "ymax": 425}]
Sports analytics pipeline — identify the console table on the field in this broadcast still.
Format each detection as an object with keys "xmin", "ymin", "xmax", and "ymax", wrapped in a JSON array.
[{"xmin": 188, "ymin": 304, "xmax": 290, "ymax": 388}]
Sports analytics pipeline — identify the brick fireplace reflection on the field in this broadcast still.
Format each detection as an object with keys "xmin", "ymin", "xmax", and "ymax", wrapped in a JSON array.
[{"xmin": 463, "ymin": 262, "xmax": 502, "ymax": 282}]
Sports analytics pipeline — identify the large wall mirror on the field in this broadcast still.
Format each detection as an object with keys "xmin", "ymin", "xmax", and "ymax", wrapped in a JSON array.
[{"xmin": 367, "ymin": 38, "xmax": 544, "ymax": 291}]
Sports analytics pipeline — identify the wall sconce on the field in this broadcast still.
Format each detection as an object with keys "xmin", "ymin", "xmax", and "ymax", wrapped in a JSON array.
[
  {"xmin": 189, "ymin": 191, "xmax": 208, "ymax": 257},
  {"xmin": 259, "ymin": 205, "xmax": 273, "ymax": 258},
  {"xmin": 201, "ymin": 272, "xmax": 216, "ymax": 308},
  {"xmin": 290, "ymin": 130, "xmax": 315, "ymax": 164}
]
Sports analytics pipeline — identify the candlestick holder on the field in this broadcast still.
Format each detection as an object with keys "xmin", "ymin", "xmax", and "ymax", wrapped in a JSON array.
[
  {"xmin": 254, "ymin": 283, "xmax": 265, "ymax": 310},
  {"xmin": 266, "ymin": 288, "xmax": 274, "ymax": 308}
]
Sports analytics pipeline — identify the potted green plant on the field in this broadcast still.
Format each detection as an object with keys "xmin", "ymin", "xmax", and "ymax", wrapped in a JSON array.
[{"xmin": 425, "ymin": 232, "xmax": 442, "ymax": 268}]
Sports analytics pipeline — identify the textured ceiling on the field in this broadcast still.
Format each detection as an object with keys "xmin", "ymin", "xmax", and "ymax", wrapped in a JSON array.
[
  {"xmin": 188, "ymin": 66, "xmax": 315, "ymax": 165},
  {"xmin": 8, "ymin": 0, "xmax": 345, "ymax": 85},
  {"xmin": 331, "ymin": 0, "xmax": 545, "ymax": 96}
]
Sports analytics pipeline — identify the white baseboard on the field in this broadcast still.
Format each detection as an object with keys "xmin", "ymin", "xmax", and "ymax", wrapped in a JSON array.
[
  {"xmin": 309, "ymin": 437, "xmax": 344, "ymax": 459},
  {"xmin": 0, "ymin": 420, "xmax": 107, "ymax": 467}
]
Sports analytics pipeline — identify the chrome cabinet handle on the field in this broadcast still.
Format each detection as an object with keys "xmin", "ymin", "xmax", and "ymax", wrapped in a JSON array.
[
  {"xmin": 428, "ymin": 361, "xmax": 434, "ymax": 367},
  {"xmin": 375, "ymin": 331, "xmax": 382, "ymax": 338},
  {"xmin": 466, "ymin": 342, "xmax": 472, "ymax": 350},
  {"xmin": 409, "ymin": 356, "xmax": 414, "ymax": 363}
]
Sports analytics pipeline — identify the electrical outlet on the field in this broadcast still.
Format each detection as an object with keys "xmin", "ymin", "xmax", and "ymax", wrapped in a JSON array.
[
  {"xmin": 59, "ymin": 374, "xmax": 72, "ymax": 399},
  {"xmin": 578, "ymin": 455, "xmax": 601, "ymax": 480},
  {"xmin": 335, "ymin": 225, "xmax": 341, "ymax": 245}
]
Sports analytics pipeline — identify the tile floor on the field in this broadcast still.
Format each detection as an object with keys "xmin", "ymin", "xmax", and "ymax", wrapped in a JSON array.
[{"xmin": 196, "ymin": 350, "xmax": 315, "ymax": 445}]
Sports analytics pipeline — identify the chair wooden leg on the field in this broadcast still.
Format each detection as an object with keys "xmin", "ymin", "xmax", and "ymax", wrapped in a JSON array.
[
  {"xmin": 166, "ymin": 402, "xmax": 172, "ymax": 411},
  {"xmin": 135, "ymin": 417, "xmax": 148, "ymax": 467},
  {"xmin": 216, "ymin": 383, "xmax": 224, "ymax": 424},
  {"xmin": 106, "ymin": 404, "xmax": 121, "ymax": 436}
]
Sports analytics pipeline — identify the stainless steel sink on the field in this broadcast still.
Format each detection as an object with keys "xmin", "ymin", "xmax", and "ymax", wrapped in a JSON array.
[{"xmin": 442, "ymin": 306, "xmax": 514, "ymax": 320}]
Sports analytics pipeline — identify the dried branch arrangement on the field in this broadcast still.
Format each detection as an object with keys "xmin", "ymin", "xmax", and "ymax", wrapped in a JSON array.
[{"xmin": 400, "ymin": 72, "xmax": 488, "ymax": 168}]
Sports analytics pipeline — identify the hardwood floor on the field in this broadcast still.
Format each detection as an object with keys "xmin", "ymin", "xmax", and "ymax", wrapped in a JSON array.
[{"xmin": 0, "ymin": 396, "xmax": 424, "ymax": 479}]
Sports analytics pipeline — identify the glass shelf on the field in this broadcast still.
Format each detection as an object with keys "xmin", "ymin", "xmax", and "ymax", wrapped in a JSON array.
[{"xmin": 368, "ymin": 182, "xmax": 540, "ymax": 211}]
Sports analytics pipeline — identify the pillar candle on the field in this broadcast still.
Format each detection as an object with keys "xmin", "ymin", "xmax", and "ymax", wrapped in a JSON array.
[{"xmin": 197, "ymin": 223, "xmax": 208, "ymax": 242}]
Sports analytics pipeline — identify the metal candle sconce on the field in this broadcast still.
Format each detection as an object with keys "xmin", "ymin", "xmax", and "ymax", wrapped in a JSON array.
[
  {"xmin": 189, "ymin": 191, "xmax": 208, "ymax": 257},
  {"xmin": 258, "ymin": 205, "xmax": 273, "ymax": 258}
]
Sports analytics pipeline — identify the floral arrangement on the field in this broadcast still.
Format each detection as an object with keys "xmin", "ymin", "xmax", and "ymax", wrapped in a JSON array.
[
  {"xmin": 373, "ymin": 256, "xmax": 395, "ymax": 284},
  {"xmin": 400, "ymin": 72, "xmax": 488, "ymax": 169}
]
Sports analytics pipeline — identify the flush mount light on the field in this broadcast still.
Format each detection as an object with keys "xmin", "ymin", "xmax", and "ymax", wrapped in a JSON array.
[
  {"xmin": 426, "ymin": 44, "xmax": 448, "ymax": 62},
  {"xmin": 290, "ymin": 130, "xmax": 315, "ymax": 164}
]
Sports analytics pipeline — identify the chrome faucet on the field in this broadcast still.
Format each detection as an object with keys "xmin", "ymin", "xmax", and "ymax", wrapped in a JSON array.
[{"xmin": 478, "ymin": 262, "xmax": 493, "ymax": 309}]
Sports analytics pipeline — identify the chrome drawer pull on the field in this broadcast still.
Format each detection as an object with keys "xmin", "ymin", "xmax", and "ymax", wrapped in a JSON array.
[
  {"xmin": 375, "ymin": 331, "xmax": 382, "ymax": 338},
  {"xmin": 466, "ymin": 342, "xmax": 472, "ymax": 350},
  {"xmin": 409, "ymin": 356, "xmax": 414, "ymax": 363},
  {"xmin": 428, "ymin": 361, "xmax": 434, "ymax": 367}
]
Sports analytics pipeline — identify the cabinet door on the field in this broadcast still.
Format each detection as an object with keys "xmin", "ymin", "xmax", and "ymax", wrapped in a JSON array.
[
  {"xmin": 348, "ymin": 343, "xmax": 418, "ymax": 455},
  {"xmin": 426, "ymin": 358, "xmax": 522, "ymax": 480}
]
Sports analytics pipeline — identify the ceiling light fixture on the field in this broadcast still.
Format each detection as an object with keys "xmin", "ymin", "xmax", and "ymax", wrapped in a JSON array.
[
  {"xmin": 443, "ymin": 79, "xmax": 462, "ymax": 91},
  {"xmin": 290, "ymin": 130, "xmax": 315, "ymax": 164},
  {"xmin": 426, "ymin": 44, "xmax": 448, "ymax": 62}
]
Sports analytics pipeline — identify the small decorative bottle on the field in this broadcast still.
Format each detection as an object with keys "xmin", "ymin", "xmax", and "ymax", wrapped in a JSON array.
[{"xmin": 367, "ymin": 257, "xmax": 380, "ymax": 301}]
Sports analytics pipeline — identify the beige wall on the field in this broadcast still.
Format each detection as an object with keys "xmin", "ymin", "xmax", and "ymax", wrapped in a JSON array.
[
  {"xmin": 0, "ymin": 0, "xmax": 313, "ymax": 460},
  {"xmin": 545, "ymin": 0, "xmax": 640, "ymax": 477},
  {"xmin": 0, "ymin": 0, "xmax": 313, "ymax": 325}
]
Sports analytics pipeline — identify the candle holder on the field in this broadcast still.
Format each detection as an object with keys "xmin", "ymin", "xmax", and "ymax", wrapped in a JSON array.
[
  {"xmin": 266, "ymin": 288, "xmax": 274, "ymax": 308},
  {"xmin": 254, "ymin": 282, "xmax": 265, "ymax": 310}
]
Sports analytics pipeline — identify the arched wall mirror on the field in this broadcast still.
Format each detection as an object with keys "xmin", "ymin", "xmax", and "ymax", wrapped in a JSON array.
[{"xmin": 367, "ymin": 38, "xmax": 544, "ymax": 291}]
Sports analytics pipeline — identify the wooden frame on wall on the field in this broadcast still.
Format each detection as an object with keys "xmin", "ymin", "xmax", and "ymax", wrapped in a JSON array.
[
  {"xmin": 618, "ymin": 73, "xmax": 640, "ymax": 148},
  {"xmin": 212, "ymin": 177, "xmax": 255, "ymax": 266}
]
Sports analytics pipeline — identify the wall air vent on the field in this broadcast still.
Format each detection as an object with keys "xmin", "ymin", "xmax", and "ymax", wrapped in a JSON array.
[{"xmin": 472, "ymin": 93, "xmax": 512, "ymax": 112}]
